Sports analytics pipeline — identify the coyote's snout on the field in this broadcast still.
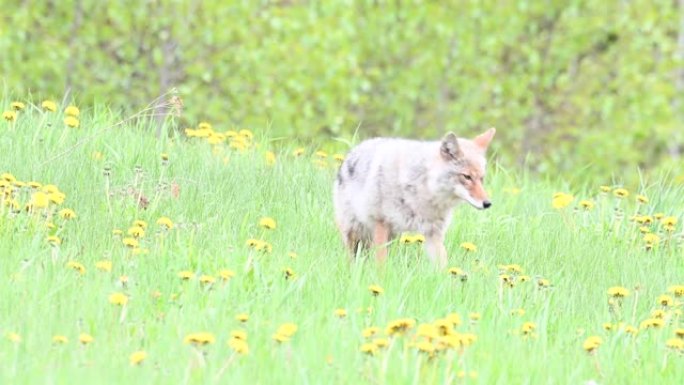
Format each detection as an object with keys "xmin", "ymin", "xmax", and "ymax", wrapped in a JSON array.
[{"xmin": 333, "ymin": 128, "xmax": 496, "ymax": 267}]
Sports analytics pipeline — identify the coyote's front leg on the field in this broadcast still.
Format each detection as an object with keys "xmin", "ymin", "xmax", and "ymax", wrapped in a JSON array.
[
  {"xmin": 373, "ymin": 221, "xmax": 390, "ymax": 263},
  {"xmin": 424, "ymin": 233, "xmax": 448, "ymax": 268}
]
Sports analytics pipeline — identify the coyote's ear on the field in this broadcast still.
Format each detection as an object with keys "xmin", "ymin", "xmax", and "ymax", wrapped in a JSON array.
[
  {"xmin": 440, "ymin": 132, "xmax": 462, "ymax": 161},
  {"xmin": 473, "ymin": 127, "xmax": 496, "ymax": 150}
]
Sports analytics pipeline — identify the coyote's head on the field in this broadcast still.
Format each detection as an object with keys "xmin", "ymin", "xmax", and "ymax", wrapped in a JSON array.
[{"xmin": 435, "ymin": 128, "xmax": 496, "ymax": 210}]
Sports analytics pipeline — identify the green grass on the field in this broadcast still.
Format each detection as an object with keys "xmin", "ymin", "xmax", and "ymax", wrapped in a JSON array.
[{"xmin": 1, "ymin": 101, "xmax": 683, "ymax": 385}]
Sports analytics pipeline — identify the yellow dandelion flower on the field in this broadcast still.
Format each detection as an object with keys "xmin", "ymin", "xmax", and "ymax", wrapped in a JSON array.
[
  {"xmin": 460, "ymin": 242, "xmax": 477, "ymax": 252},
  {"xmin": 95, "ymin": 260, "xmax": 112, "ymax": 272},
  {"xmin": 639, "ymin": 226, "xmax": 651, "ymax": 234},
  {"xmin": 127, "ymin": 226, "xmax": 145, "ymax": 238},
  {"xmin": 42, "ymin": 100, "xmax": 57, "ymax": 112},
  {"xmin": 287, "ymin": 251, "xmax": 298, "ymax": 259},
  {"xmin": 669, "ymin": 285, "xmax": 684, "ymax": 297},
  {"xmin": 129, "ymin": 350, "xmax": 147, "ymax": 365},
  {"xmin": 385, "ymin": 318, "xmax": 416, "ymax": 336},
  {"xmin": 199, "ymin": 275, "xmax": 216, "ymax": 285},
  {"xmin": 334, "ymin": 308, "xmax": 347, "ymax": 318},
  {"xmin": 416, "ymin": 323, "xmax": 438, "ymax": 340},
  {"xmin": 10, "ymin": 102, "xmax": 25, "ymax": 111},
  {"xmin": 64, "ymin": 116, "xmax": 79, "ymax": 128},
  {"xmin": 132, "ymin": 220, "xmax": 148, "ymax": 229},
  {"xmin": 30, "ymin": 191, "xmax": 50, "ymax": 209},
  {"xmin": 293, "ymin": 147, "xmax": 305, "ymax": 157},
  {"xmin": 373, "ymin": 338, "xmax": 389, "ymax": 348},
  {"xmin": 360, "ymin": 342, "xmax": 378, "ymax": 355},
  {"xmin": 603, "ymin": 322, "xmax": 614, "ymax": 331},
  {"xmin": 235, "ymin": 313, "xmax": 249, "ymax": 322},
  {"xmin": 2, "ymin": 110, "xmax": 16, "ymax": 122},
  {"xmin": 314, "ymin": 150, "xmax": 328, "ymax": 159},
  {"xmin": 607, "ymin": 286, "xmax": 630, "ymax": 298},
  {"xmin": 258, "ymin": 217, "xmax": 277, "ymax": 230},
  {"xmin": 362, "ymin": 327, "xmax": 380, "ymax": 338},
  {"xmin": 537, "ymin": 278, "xmax": 551, "ymax": 288},
  {"xmin": 184, "ymin": 332, "xmax": 215, "ymax": 346},
  {"xmin": 368, "ymin": 284, "xmax": 384, "ymax": 296},
  {"xmin": 66, "ymin": 261, "xmax": 86, "ymax": 275},
  {"xmin": 259, "ymin": 241, "xmax": 273, "ymax": 253},
  {"xmin": 661, "ymin": 216, "xmax": 677, "ymax": 227},
  {"xmin": 643, "ymin": 233, "xmax": 660, "ymax": 246},
  {"xmin": 511, "ymin": 308, "xmax": 526, "ymax": 316},
  {"xmin": 156, "ymin": 216, "xmax": 174, "ymax": 229},
  {"xmin": 178, "ymin": 271, "xmax": 194, "ymax": 280},
  {"xmin": 412, "ymin": 234, "xmax": 425, "ymax": 243},
  {"xmin": 228, "ymin": 338, "xmax": 249, "ymax": 355},
  {"xmin": 219, "ymin": 269, "xmax": 235, "ymax": 281},
  {"xmin": 399, "ymin": 234, "xmax": 414, "ymax": 244},
  {"xmin": 64, "ymin": 105, "xmax": 80, "ymax": 117},
  {"xmin": 613, "ymin": 188, "xmax": 629, "ymax": 198},
  {"xmin": 47, "ymin": 192, "xmax": 66, "ymax": 205},
  {"xmin": 197, "ymin": 123, "xmax": 213, "ymax": 133},
  {"xmin": 274, "ymin": 323, "xmax": 298, "ymax": 340},
  {"xmin": 636, "ymin": 194, "xmax": 649, "ymax": 204},
  {"xmin": 552, "ymin": 192, "xmax": 574, "ymax": 209},
  {"xmin": 675, "ymin": 328, "xmax": 684, "ymax": 339},
  {"xmin": 108, "ymin": 292, "xmax": 128, "ymax": 306},
  {"xmin": 599, "ymin": 185, "xmax": 611, "ymax": 193},
  {"xmin": 448, "ymin": 267, "xmax": 466, "ymax": 279},
  {"xmin": 333, "ymin": 154, "xmax": 345, "ymax": 164},
  {"xmin": 6, "ymin": 332, "xmax": 21, "ymax": 343},
  {"xmin": 52, "ymin": 335, "xmax": 68, "ymax": 344},
  {"xmin": 582, "ymin": 336, "xmax": 602, "ymax": 353},
  {"xmin": 79, "ymin": 333, "xmax": 94, "ymax": 345},
  {"xmin": 283, "ymin": 267, "xmax": 296, "ymax": 280},
  {"xmin": 666, "ymin": 338, "xmax": 684, "ymax": 351},
  {"xmin": 521, "ymin": 322, "xmax": 536, "ymax": 335},
  {"xmin": 468, "ymin": 312, "xmax": 481, "ymax": 322},
  {"xmin": 651, "ymin": 309, "xmax": 667, "ymax": 319},
  {"xmin": 640, "ymin": 318, "xmax": 664, "ymax": 329},
  {"xmin": 265, "ymin": 151, "xmax": 276, "ymax": 166},
  {"xmin": 657, "ymin": 295, "xmax": 674, "ymax": 307},
  {"xmin": 434, "ymin": 319, "xmax": 455, "ymax": 336},
  {"xmin": 415, "ymin": 340, "xmax": 436, "ymax": 355},
  {"xmin": 579, "ymin": 200, "xmax": 595, "ymax": 210},
  {"xmin": 238, "ymin": 129, "xmax": 253, "ymax": 140},
  {"xmin": 112, "ymin": 229, "xmax": 123, "ymax": 236},
  {"xmin": 122, "ymin": 237, "xmax": 139, "ymax": 248},
  {"xmin": 59, "ymin": 208, "xmax": 76, "ymax": 219},
  {"xmin": 47, "ymin": 235, "xmax": 62, "ymax": 246},
  {"xmin": 624, "ymin": 325, "xmax": 639, "ymax": 335},
  {"xmin": 1, "ymin": 172, "xmax": 16, "ymax": 182},
  {"xmin": 230, "ymin": 330, "xmax": 247, "ymax": 341}
]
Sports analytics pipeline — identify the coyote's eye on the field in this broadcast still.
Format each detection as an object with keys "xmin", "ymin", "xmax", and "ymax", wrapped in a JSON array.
[{"xmin": 461, "ymin": 174, "xmax": 473, "ymax": 181}]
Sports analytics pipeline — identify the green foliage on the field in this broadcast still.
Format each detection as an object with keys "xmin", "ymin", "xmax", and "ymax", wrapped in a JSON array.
[{"xmin": 1, "ymin": 0, "xmax": 683, "ymax": 180}]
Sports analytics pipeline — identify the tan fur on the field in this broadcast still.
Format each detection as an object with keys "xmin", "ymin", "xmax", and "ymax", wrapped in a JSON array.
[{"xmin": 333, "ymin": 128, "xmax": 495, "ymax": 267}]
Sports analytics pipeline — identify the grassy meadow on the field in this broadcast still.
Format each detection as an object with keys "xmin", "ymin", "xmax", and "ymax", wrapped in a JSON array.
[{"xmin": 1, "ymin": 100, "xmax": 683, "ymax": 384}]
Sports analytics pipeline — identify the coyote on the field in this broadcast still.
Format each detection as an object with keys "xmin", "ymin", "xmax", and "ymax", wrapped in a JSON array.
[{"xmin": 333, "ymin": 128, "xmax": 495, "ymax": 267}]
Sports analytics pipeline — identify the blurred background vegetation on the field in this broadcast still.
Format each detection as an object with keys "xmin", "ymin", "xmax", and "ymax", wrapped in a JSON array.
[{"xmin": 1, "ymin": 0, "xmax": 683, "ymax": 181}]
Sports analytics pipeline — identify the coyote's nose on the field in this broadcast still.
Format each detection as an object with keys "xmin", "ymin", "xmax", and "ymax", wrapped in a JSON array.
[{"xmin": 482, "ymin": 201, "xmax": 492, "ymax": 209}]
